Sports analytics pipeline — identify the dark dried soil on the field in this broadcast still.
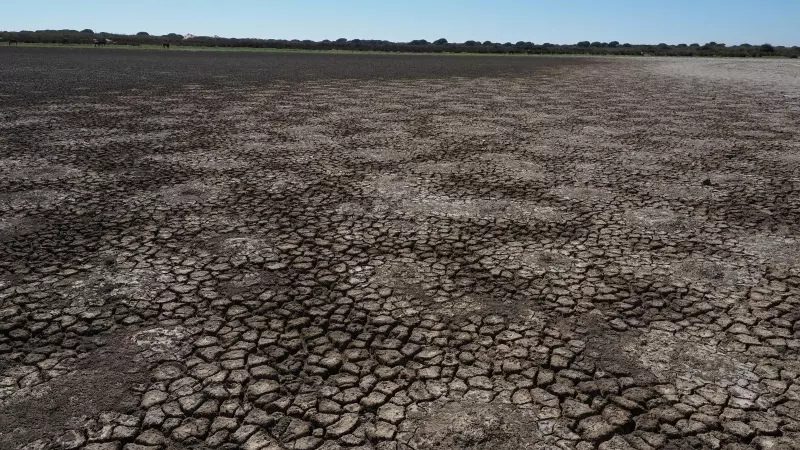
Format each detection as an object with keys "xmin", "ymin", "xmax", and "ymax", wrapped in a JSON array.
[{"xmin": 1, "ymin": 48, "xmax": 799, "ymax": 450}]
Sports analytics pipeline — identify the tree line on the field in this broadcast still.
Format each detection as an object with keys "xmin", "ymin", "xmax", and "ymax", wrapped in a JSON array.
[{"xmin": 2, "ymin": 29, "xmax": 798, "ymax": 58}]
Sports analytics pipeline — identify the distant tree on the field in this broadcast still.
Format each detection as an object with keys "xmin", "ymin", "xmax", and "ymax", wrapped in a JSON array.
[{"xmin": 8, "ymin": 28, "xmax": 794, "ymax": 57}]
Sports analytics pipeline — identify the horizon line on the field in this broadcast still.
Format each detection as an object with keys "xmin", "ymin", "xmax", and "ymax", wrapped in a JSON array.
[{"xmin": 2, "ymin": 29, "xmax": 796, "ymax": 48}]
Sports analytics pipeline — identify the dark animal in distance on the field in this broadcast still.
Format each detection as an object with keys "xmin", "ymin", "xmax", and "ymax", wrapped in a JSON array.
[
  {"xmin": 93, "ymin": 39, "xmax": 107, "ymax": 47},
  {"xmin": 8, "ymin": 39, "xmax": 18, "ymax": 46},
  {"xmin": 162, "ymin": 42, "xmax": 170, "ymax": 49}
]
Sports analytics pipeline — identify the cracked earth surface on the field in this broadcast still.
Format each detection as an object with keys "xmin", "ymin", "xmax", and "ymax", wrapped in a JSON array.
[{"xmin": 1, "ymin": 49, "xmax": 800, "ymax": 450}]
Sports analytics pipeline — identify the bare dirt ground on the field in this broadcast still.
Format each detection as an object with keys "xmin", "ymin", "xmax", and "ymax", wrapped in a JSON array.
[{"xmin": 1, "ymin": 48, "xmax": 799, "ymax": 450}]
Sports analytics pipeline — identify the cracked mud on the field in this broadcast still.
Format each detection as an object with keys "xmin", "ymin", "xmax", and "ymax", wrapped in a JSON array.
[{"xmin": 1, "ymin": 49, "xmax": 800, "ymax": 450}]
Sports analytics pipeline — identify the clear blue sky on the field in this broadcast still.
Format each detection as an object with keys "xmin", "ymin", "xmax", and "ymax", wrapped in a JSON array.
[{"xmin": 3, "ymin": 0, "xmax": 798, "ymax": 46}]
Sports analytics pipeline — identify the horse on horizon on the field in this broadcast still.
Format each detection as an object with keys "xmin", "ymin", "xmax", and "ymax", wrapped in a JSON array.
[
  {"xmin": 8, "ymin": 39, "xmax": 18, "ymax": 46},
  {"xmin": 93, "ymin": 38, "xmax": 108, "ymax": 47},
  {"xmin": 162, "ymin": 42, "xmax": 170, "ymax": 49}
]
